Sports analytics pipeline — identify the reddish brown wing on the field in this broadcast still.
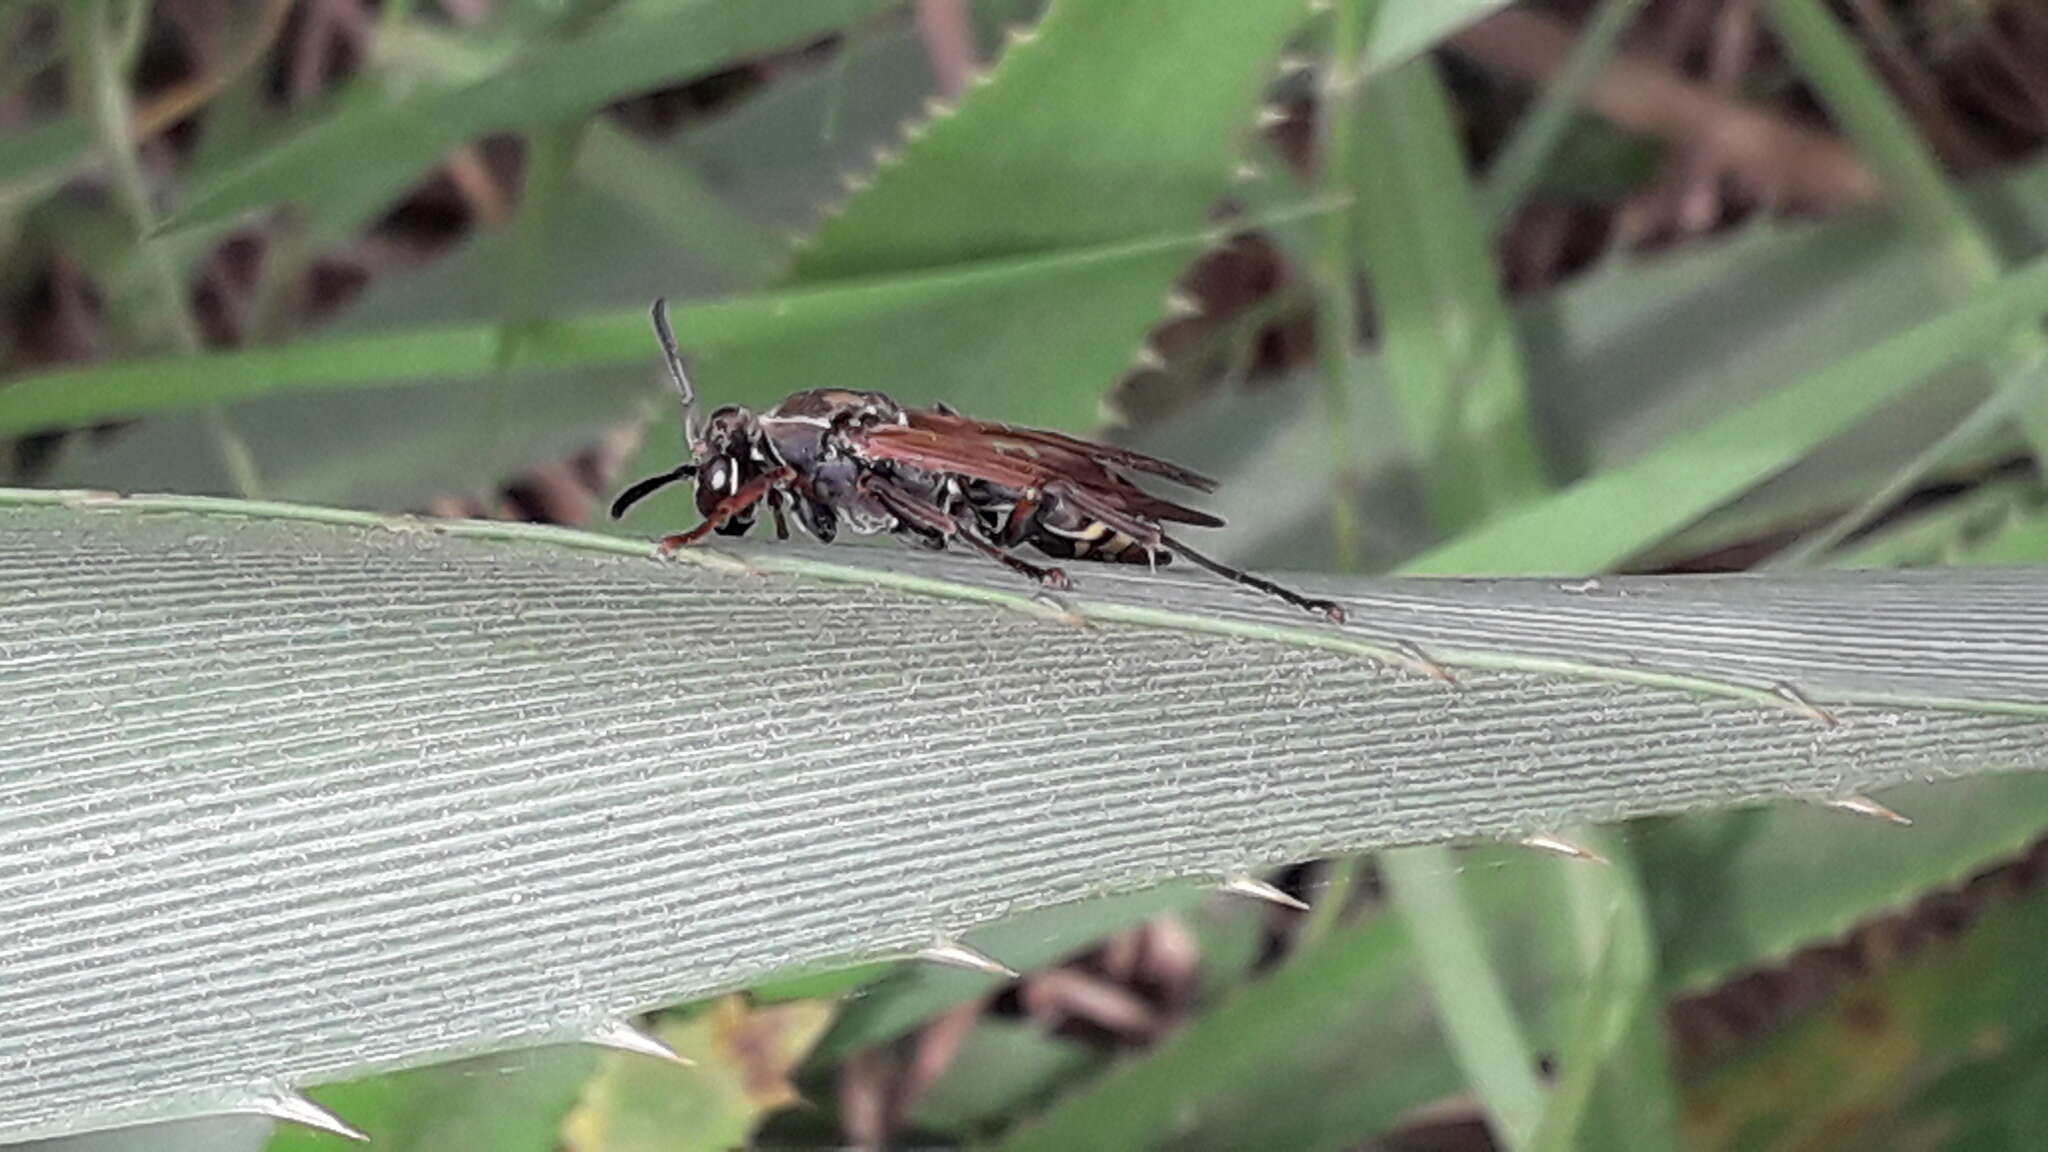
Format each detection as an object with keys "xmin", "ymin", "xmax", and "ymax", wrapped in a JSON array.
[
  {"xmin": 904, "ymin": 408, "xmax": 1218, "ymax": 492},
  {"xmin": 850, "ymin": 421, "xmax": 1224, "ymax": 529}
]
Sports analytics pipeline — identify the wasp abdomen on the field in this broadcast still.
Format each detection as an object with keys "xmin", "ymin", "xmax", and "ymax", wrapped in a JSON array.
[{"xmin": 1030, "ymin": 519, "xmax": 1167, "ymax": 565}]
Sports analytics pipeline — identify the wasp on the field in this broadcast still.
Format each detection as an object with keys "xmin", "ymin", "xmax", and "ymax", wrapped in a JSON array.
[{"xmin": 611, "ymin": 299, "xmax": 1345, "ymax": 622}]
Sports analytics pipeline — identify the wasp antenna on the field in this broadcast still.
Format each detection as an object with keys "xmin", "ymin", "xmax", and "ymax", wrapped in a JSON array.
[
  {"xmin": 610, "ymin": 463, "xmax": 697, "ymax": 519},
  {"xmin": 648, "ymin": 298, "xmax": 701, "ymax": 443},
  {"xmin": 581, "ymin": 1017, "xmax": 695, "ymax": 1066}
]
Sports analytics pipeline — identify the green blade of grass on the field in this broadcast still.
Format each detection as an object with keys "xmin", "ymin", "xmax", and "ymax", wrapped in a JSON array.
[
  {"xmin": 0, "ymin": 220, "xmax": 1256, "ymax": 437},
  {"xmin": 1762, "ymin": 0, "xmax": 2048, "ymax": 526},
  {"xmin": 1353, "ymin": 57, "xmax": 1549, "ymax": 534},
  {"xmin": 496, "ymin": 116, "xmax": 593, "ymax": 362},
  {"xmin": 1310, "ymin": 0, "xmax": 1378, "ymax": 570},
  {"xmin": 1381, "ymin": 847, "xmax": 1546, "ymax": 1151},
  {"xmin": 1537, "ymin": 832, "xmax": 1677, "ymax": 1152},
  {"xmin": 1339, "ymin": 34, "xmax": 1631, "ymax": 1149},
  {"xmin": 1762, "ymin": 0, "xmax": 2002, "ymax": 295},
  {"xmin": 1765, "ymin": 350, "xmax": 2048, "ymax": 567},
  {"xmin": 1408, "ymin": 252, "xmax": 2048, "ymax": 575},
  {"xmin": 1646, "ymin": 771, "xmax": 2048, "ymax": 995},
  {"xmin": 161, "ymin": 0, "xmax": 889, "ymax": 234},
  {"xmin": 1478, "ymin": 0, "xmax": 1648, "ymax": 230}
]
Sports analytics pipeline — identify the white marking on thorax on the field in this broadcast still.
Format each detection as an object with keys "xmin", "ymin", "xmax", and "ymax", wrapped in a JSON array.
[{"xmin": 761, "ymin": 414, "xmax": 833, "ymax": 428}]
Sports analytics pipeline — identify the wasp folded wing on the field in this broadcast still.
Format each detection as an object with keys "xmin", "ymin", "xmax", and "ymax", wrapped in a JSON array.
[
  {"xmin": 903, "ymin": 408, "xmax": 1219, "ymax": 492},
  {"xmin": 851, "ymin": 424, "xmax": 1223, "ymax": 530}
]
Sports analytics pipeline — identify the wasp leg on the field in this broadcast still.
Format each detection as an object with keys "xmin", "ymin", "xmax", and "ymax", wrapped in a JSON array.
[
  {"xmin": 658, "ymin": 466, "xmax": 795, "ymax": 552},
  {"xmin": 1159, "ymin": 531, "xmax": 1347, "ymax": 623},
  {"xmin": 996, "ymin": 489, "xmax": 1046, "ymax": 549},
  {"xmin": 767, "ymin": 491, "xmax": 791, "ymax": 541},
  {"xmin": 862, "ymin": 477, "xmax": 1071, "ymax": 590}
]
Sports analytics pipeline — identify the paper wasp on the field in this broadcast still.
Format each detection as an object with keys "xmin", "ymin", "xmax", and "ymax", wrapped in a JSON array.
[{"xmin": 612, "ymin": 300, "xmax": 1344, "ymax": 622}]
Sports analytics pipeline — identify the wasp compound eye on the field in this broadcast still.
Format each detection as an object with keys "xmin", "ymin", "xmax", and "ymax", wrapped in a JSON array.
[{"xmin": 703, "ymin": 457, "xmax": 733, "ymax": 495}]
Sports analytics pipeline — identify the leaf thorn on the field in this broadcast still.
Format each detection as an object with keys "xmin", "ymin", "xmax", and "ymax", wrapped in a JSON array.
[
  {"xmin": 1818, "ymin": 794, "xmax": 1913, "ymax": 826},
  {"xmin": 1219, "ymin": 871, "xmax": 1310, "ymax": 911},
  {"xmin": 237, "ymin": 1092, "xmax": 367, "ymax": 1142},
  {"xmin": 916, "ymin": 937, "xmax": 1018, "ymax": 978},
  {"xmin": 581, "ymin": 1017, "xmax": 695, "ymax": 1065},
  {"xmin": 1516, "ymin": 833, "xmax": 1608, "ymax": 864},
  {"xmin": 1770, "ymin": 681, "xmax": 1840, "ymax": 726},
  {"xmin": 1392, "ymin": 639, "xmax": 1455, "ymax": 684}
]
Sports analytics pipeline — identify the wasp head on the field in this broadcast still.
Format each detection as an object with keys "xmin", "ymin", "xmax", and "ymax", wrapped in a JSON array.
[
  {"xmin": 687, "ymin": 405, "xmax": 773, "ymax": 532},
  {"xmin": 608, "ymin": 300, "xmax": 773, "ymax": 523}
]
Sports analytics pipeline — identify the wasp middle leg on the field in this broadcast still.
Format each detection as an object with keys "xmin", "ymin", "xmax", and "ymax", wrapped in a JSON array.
[{"xmin": 861, "ymin": 476, "xmax": 1072, "ymax": 590}]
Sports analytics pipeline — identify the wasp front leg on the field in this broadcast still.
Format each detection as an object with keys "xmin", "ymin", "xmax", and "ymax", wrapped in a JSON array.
[{"xmin": 658, "ymin": 466, "xmax": 795, "ymax": 553}]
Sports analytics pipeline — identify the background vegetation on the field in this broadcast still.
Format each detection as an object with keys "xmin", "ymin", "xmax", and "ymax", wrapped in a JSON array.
[{"xmin": 3, "ymin": 0, "xmax": 2047, "ymax": 1148}]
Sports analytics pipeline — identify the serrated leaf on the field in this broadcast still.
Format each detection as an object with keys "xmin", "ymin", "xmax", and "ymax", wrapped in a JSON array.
[
  {"xmin": 1353, "ymin": 56, "xmax": 1548, "ymax": 533},
  {"xmin": 3, "ymin": 493, "xmax": 2045, "ymax": 1141},
  {"xmin": 793, "ymin": 0, "xmax": 1312, "ymax": 280}
]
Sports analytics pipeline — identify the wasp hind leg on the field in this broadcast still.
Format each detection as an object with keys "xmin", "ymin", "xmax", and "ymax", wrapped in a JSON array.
[{"xmin": 1160, "ymin": 532, "xmax": 1346, "ymax": 623}]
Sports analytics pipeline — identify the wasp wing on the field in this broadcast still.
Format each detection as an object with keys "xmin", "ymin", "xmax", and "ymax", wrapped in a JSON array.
[
  {"xmin": 903, "ymin": 408, "xmax": 1219, "ymax": 492},
  {"xmin": 850, "ymin": 422, "xmax": 1223, "ymax": 530}
]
